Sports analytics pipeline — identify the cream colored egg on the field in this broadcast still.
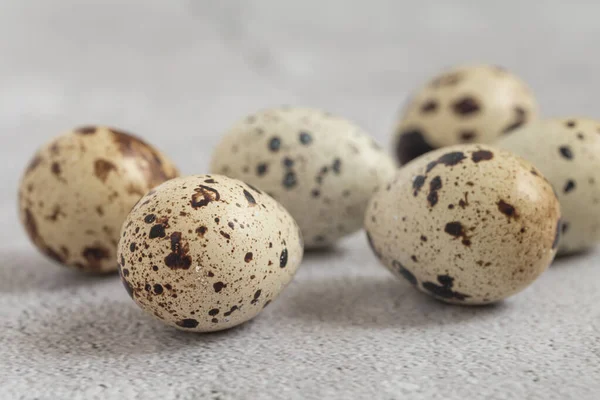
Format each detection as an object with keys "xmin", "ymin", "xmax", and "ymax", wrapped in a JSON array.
[
  {"xmin": 393, "ymin": 64, "xmax": 538, "ymax": 165},
  {"xmin": 496, "ymin": 117, "xmax": 600, "ymax": 255},
  {"xmin": 210, "ymin": 107, "xmax": 396, "ymax": 249},
  {"xmin": 365, "ymin": 144, "xmax": 560, "ymax": 305},
  {"xmin": 117, "ymin": 174, "xmax": 303, "ymax": 332},
  {"xmin": 18, "ymin": 126, "xmax": 179, "ymax": 273}
]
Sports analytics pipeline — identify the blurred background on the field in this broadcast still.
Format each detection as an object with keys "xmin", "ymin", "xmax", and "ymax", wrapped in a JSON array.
[{"xmin": 2, "ymin": 0, "xmax": 600, "ymax": 244}]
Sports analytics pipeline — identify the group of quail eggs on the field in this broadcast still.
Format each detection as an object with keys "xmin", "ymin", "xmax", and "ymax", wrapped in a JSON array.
[{"xmin": 18, "ymin": 64, "xmax": 600, "ymax": 332}]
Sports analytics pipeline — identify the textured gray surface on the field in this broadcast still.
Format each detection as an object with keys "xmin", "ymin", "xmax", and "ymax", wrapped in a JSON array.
[{"xmin": 1, "ymin": 1, "xmax": 600, "ymax": 399}]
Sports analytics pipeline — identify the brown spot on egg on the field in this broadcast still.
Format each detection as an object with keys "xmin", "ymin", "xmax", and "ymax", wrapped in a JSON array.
[
  {"xmin": 497, "ymin": 200, "xmax": 518, "ymax": 220},
  {"xmin": 280, "ymin": 248, "xmax": 288, "ymax": 268},
  {"xmin": 244, "ymin": 252, "xmax": 253, "ymax": 263},
  {"xmin": 459, "ymin": 130, "xmax": 477, "ymax": 142},
  {"xmin": 426, "ymin": 151, "xmax": 466, "ymax": 173},
  {"xmin": 420, "ymin": 99, "xmax": 438, "ymax": 113},
  {"xmin": 94, "ymin": 159, "xmax": 117, "ymax": 183},
  {"xmin": 458, "ymin": 192, "xmax": 469, "ymax": 209},
  {"xmin": 191, "ymin": 185, "xmax": 220, "ymax": 208},
  {"xmin": 559, "ymin": 146, "xmax": 573, "ymax": 160},
  {"xmin": 110, "ymin": 128, "xmax": 177, "ymax": 187},
  {"xmin": 75, "ymin": 126, "xmax": 97, "ymax": 135},
  {"xmin": 164, "ymin": 232, "xmax": 191, "ymax": 270},
  {"xmin": 251, "ymin": 289, "xmax": 262, "ymax": 305},
  {"xmin": 471, "ymin": 150, "xmax": 494, "ymax": 163},
  {"xmin": 427, "ymin": 176, "xmax": 442, "ymax": 207},
  {"xmin": 444, "ymin": 222, "xmax": 471, "ymax": 246},
  {"xmin": 396, "ymin": 129, "xmax": 435, "ymax": 165},
  {"xmin": 82, "ymin": 246, "xmax": 110, "ymax": 269},
  {"xmin": 413, "ymin": 175, "xmax": 426, "ymax": 196},
  {"xmin": 451, "ymin": 96, "xmax": 480, "ymax": 116},
  {"xmin": 243, "ymin": 189, "xmax": 257, "ymax": 206},
  {"xmin": 176, "ymin": 319, "xmax": 199, "ymax": 328},
  {"xmin": 563, "ymin": 180, "xmax": 576, "ymax": 193},
  {"xmin": 149, "ymin": 224, "xmax": 166, "ymax": 239},
  {"xmin": 213, "ymin": 282, "xmax": 226, "ymax": 293},
  {"xmin": 422, "ymin": 275, "xmax": 470, "ymax": 301},
  {"xmin": 50, "ymin": 162, "xmax": 62, "ymax": 180}
]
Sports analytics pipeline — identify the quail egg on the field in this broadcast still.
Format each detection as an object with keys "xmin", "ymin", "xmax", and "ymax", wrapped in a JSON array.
[
  {"xmin": 393, "ymin": 64, "xmax": 539, "ymax": 164},
  {"xmin": 18, "ymin": 126, "xmax": 179, "ymax": 273},
  {"xmin": 365, "ymin": 144, "xmax": 560, "ymax": 304},
  {"xmin": 118, "ymin": 174, "xmax": 303, "ymax": 332},
  {"xmin": 496, "ymin": 117, "xmax": 600, "ymax": 255},
  {"xmin": 210, "ymin": 107, "xmax": 396, "ymax": 248}
]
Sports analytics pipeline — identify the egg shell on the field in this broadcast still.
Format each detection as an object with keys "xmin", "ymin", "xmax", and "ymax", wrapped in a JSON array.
[
  {"xmin": 393, "ymin": 64, "xmax": 538, "ymax": 165},
  {"xmin": 496, "ymin": 118, "xmax": 600, "ymax": 255},
  {"xmin": 117, "ymin": 174, "xmax": 303, "ymax": 332},
  {"xmin": 18, "ymin": 126, "xmax": 179, "ymax": 273},
  {"xmin": 365, "ymin": 144, "xmax": 560, "ymax": 305},
  {"xmin": 210, "ymin": 107, "xmax": 396, "ymax": 248}
]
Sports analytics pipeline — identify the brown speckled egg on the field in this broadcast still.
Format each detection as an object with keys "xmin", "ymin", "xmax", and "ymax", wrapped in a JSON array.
[
  {"xmin": 18, "ymin": 126, "xmax": 179, "ymax": 273},
  {"xmin": 210, "ymin": 107, "xmax": 396, "ymax": 249},
  {"xmin": 117, "ymin": 174, "xmax": 303, "ymax": 332},
  {"xmin": 365, "ymin": 144, "xmax": 560, "ymax": 305},
  {"xmin": 496, "ymin": 117, "xmax": 600, "ymax": 255},
  {"xmin": 393, "ymin": 64, "xmax": 538, "ymax": 165}
]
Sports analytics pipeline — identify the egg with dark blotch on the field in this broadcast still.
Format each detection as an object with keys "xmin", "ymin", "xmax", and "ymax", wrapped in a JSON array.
[
  {"xmin": 365, "ymin": 144, "xmax": 560, "ymax": 305},
  {"xmin": 496, "ymin": 117, "xmax": 600, "ymax": 255},
  {"xmin": 117, "ymin": 174, "xmax": 303, "ymax": 332},
  {"xmin": 209, "ymin": 107, "xmax": 396, "ymax": 249},
  {"xmin": 393, "ymin": 64, "xmax": 538, "ymax": 165},
  {"xmin": 18, "ymin": 126, "xmax": 179, "ymax": 273}
]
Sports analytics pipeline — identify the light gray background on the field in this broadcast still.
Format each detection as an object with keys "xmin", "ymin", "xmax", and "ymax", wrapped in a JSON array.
[{"xmin": 1, "ymin": 1, "xmax": 599, "ymax": 399}]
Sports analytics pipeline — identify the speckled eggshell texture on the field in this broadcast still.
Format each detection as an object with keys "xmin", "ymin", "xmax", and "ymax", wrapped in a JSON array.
[
  {"xmin": 18, "ymin": 126, "xmax": 179, "ymax": 273},
  {"xmin": 365, "ymin": 144, "xmax": 561, "ymax": 305},
  {"xmin": 117, "ymin": 174, "xmax": 303, "ymax": 332},
  {"xmin": 393, "ymin": 64, "xmax": 539, "ymax": 165},
  {"xmin": 210, "ymin": 107, "xmax": 397, "ymax": 249},
  {"xmin": 496, "ymin": 118, "xmax": 600, "ymax": 255}
]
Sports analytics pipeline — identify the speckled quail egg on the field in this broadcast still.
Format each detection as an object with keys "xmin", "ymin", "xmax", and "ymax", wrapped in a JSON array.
[
  {"xmin": 117, "ymin": 174, "xmax": 303, "ymax": 332},
  {"xmin": 18, "ymin": 126, "xmax": 179, "ymax": 273},
  {"xmin": 393, "ymin": 64, "xmax": 539, "ymax": 165},
  {"xmin": 210, "ymin": 107, "xmax": 396, "ymax": 249},
  {"xmin": 365, "ymin": 144, "xmax": 560, "ymax": 305},
  {"xmin": 496, "ymin": 117, "xmax": 600, "ymax": 255}
]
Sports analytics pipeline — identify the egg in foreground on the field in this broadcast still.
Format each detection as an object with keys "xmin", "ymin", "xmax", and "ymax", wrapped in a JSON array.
[
  {"xmin": 210, "ymin": 107, "xmax": 396, "ymax": 249},
  {"xmin": 365, "ymin": 144, "xmax": 560, "ymax": 304},
  {"xmin": 393, "ymin": 64, "xmax": 538, "ymax": 165},
  {"xmin": 118, "ymin": 174, "xmax": 303, "ymax": 332},
  {"xmin": 18, "ymin": 126, "xmax": 179, "ymax": 273}
]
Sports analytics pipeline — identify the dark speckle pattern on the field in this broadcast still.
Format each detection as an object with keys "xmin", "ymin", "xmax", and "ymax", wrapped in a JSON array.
[
  {"xmin": 422, "ymin": 275, "xmax": 470, "ymax": 301},
  {"xmin": 366, "ymin": 144, "xmax": 560, "ymax": 304},
  {"xmin": 396, "ymin": 129, "xmax": 435, "ymax": 164},
  {"xmin": 451, "ymin": 96, "xmax": 480, "ymax": 116},
  {"xmin": 559, "ymin": 146, "xmax": 573, "ymax": 160},
  {"xmin": 116, "ymin": 174, "xmax": 302, "ymax": 331}
]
